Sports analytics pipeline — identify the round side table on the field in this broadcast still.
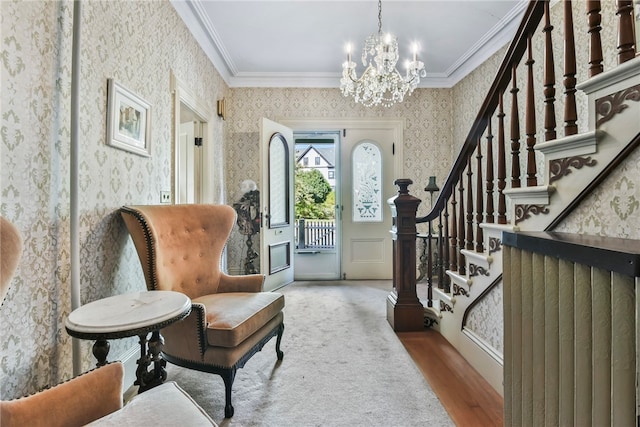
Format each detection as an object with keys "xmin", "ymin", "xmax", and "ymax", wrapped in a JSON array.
[{"xmin": 65, "ymin": 290, "xmax": 191, "ymax": 393}]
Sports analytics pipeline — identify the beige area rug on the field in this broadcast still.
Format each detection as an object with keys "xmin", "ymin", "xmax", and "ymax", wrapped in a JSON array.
[{"xmin": 166, "ymin": 280, "xmax": 453, "ymax": 426}]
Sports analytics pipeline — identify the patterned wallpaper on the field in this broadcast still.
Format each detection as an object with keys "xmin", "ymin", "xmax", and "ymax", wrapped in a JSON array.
[
  {"xmin": 225, "ymin": 87, "xmax": 454, "ymax": 271},
  {"xmin": 1, "ymin": 0, "xmax": 227, "ymax": 399}
]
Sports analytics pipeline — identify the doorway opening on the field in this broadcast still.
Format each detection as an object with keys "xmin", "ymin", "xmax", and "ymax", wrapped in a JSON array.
[
  {"xmin": 282, "ymin": 118, "xmax": 403, "ymax": 280},
  {"xmin": 171, "ymin": 72, "xmax": 216, "ymax": 205},
  {"xmin": 177, "ymin": 102, "xmax": 204, "ymax": 204},
  {"xmin": 293, "ymin": 131, "xmax": 341, "ymax": 280}
]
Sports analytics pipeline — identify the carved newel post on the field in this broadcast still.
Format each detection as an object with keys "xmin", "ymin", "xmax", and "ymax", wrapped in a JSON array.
[{"xmin": 387, "ymin": 179, "xmax": 424, "ymax": 331}]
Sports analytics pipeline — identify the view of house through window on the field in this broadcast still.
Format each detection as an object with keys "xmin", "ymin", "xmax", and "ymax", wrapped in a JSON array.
[{"xmin": 294, "ymin": 137, "xmax": 337, "ymax": 251}]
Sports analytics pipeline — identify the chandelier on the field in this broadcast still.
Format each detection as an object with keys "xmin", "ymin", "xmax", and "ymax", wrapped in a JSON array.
[{"xmin": 340, "ymin": 0, "xmax": 426, "ymax": 107}]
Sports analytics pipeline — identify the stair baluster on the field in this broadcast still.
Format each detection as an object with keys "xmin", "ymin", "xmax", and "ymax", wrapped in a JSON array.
[
  {"xmin": 458, "ymin": 171, "xmax": 466, "ymax": 275},
  {"xmin": 465, "ymin": 157, "xmax": 474, "ymax": 251},
  {"xmin": 563, "ymin": 0, "xmax": 578, "ymax": 136},
  {"xmin": 525, "ymin": 34, "xmax": 538, "ymax": 187},
  {"xmin": 485, "ymin": 120, "xmax": 495, "ymax": 224},
  {"xmin": 543, "ymin": 1, "xmax": 558, "ymax": 141},
  {"xmin": 616, "ymin": 0, "xmax": 636, "ymax": 64},
  {"xmin": 449, "ymin": 184, "xmax": 458, "ymax": 272},
  {"xmin": 510, "ymin": 65, "xmax": 522, "ymax": 188},
  {"xmin": 587, "ymin": 1, "xmax": 604, "ymax": 77},
  {"xmin": 442, "ymin": 203, "xmax": 451, "ymax": 293},
  {"xmin": 475, "ymin": 138, "xmax": 484, "ymax": 252},
  {"xmin": 497, "ymin": 92, "xmax": 507, "ymax": 224},
  {"xmin": 427, "ymin": 220, "xmax": 434, "ymax": 293}
]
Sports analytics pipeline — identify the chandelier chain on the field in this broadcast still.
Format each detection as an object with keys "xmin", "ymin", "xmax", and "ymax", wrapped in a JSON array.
[{"xmin": 377, "ymin": 0, "xmax": 382, "ymax": 35}]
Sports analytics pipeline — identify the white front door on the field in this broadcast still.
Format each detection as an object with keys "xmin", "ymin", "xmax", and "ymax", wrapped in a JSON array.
[
  {"xmin": 260, "ymin": 118, "xmax": 295, "ymax": 291},
  {"xmin": 341, "ymin": 127, "xmax": 396, "ymax": 279}
]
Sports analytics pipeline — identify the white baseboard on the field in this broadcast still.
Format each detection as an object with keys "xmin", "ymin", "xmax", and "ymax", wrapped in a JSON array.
[{"xmin": 460, "ymin": 327, "xmax": 504, "ymax": 396}]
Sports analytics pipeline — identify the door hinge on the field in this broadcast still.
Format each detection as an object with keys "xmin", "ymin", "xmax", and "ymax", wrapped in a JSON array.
[
  {"xmin": 343, "ymin": 129, "xmax": 346, "ymax": 137},
  {"xmin": 392, "ymin": 142, "xmax": 395, "ymax": 155},
  {"xmin": 194, "ymin": 137, "xmax": 203, "ymax": 147}
]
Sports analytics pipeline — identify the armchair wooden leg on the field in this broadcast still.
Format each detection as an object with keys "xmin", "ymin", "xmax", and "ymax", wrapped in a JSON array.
[
  {"xmin": 221, "ymin": 367, "xmax": 237, "ymax": 418},
  {"xmin": 275, "ymin": 323, "xmax": 284, "ymax": 360}
]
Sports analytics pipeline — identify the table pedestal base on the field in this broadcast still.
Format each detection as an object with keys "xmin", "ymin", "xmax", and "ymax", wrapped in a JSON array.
[
  {"xmin": 92, "ymin": 339, "xmax": 110, "ymax": 367},
  {"xmin": 135, "ymin": 331, "xmax": 167, "ymax": 393}
]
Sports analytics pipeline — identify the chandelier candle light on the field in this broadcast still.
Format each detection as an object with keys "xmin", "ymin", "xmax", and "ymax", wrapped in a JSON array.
[{"xmin": 340, "ymin": 0, "xmax": 426, "ymax": 107}]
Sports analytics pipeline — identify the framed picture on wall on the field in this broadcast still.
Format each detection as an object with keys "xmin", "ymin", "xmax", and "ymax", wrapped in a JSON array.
[{"xmin": 106, "ymin": 79, "xmax": 151, "ymax": 157}]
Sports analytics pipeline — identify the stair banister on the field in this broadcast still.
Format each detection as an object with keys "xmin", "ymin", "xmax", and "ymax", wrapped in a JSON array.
[
  {"xmin": 415, "ymin": 0, "xmax": 544, "ymax": 228},
  {"xmin": 400, "ymin": 1, "xmax": 545, "ymax": 309},
  {"xmin": 391, "ymin": 0, "xmax": 637, "ymax": 318}
]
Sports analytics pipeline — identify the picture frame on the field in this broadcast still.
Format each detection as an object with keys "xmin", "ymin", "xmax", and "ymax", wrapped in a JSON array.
[{"xmin": 106, "ymin": 79, "xmax": 151, "ymax": 157}]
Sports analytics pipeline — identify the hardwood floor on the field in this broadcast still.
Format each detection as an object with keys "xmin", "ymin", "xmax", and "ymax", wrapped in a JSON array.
[{"xmin": 398, "ymin": 329, "xmax": 504, "ymax": 426}]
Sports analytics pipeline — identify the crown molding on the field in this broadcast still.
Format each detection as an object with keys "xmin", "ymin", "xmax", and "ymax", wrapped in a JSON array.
[{"xmin": 173, "ymin": 0, "xmax": 527, "ymax": 89}]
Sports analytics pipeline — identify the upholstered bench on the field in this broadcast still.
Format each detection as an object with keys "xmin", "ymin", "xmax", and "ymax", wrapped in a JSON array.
[
  {"xmin": 89, "ymin": 380, "xmax": 217, "ymax": 426},
  {"xmin": 0, "ymin": 362, "xmax": 217, "ymax": 427}
]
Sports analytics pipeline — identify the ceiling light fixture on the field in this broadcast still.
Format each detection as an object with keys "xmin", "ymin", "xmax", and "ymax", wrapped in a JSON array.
[{"xmin": 340, "ymin": 0, "xmax": 426, "ymax": 107}]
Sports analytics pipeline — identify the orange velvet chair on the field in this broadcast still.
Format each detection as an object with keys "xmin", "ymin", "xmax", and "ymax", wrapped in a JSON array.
[{"xmin": 120, "ymin": 204, "xmax": 285, "ymax": 418}]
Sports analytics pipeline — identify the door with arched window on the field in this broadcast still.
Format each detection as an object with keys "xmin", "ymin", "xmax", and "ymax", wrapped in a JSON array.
[{"xmin": 341, "ymin": 129, "xmax": 396, "ymax": 279}]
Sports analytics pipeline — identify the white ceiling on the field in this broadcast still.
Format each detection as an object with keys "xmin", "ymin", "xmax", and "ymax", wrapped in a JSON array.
[{"xmin": 171, "ymin": 0, "xmax": 527, "ymax": 88}]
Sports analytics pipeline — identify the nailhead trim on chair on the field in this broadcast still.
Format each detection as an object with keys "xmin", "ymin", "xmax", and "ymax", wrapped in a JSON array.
[
  {"xmin": 119, "ymin": 207, "xmax": 159, "ymax": 290},
  {"xmin": 191, "ymin": 303, "xmax": 207, "ymax": 356}
]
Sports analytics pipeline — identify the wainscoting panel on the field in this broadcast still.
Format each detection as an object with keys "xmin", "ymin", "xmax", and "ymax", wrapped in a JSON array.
[{"xmin": 503, "ymin": 231, "xmax": 640, "ymax": 427}]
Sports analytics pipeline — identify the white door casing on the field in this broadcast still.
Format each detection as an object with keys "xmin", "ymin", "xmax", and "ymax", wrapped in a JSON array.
[{"xmin": 171, "ymin": 72, "xmax": 216, "ymax": 205}]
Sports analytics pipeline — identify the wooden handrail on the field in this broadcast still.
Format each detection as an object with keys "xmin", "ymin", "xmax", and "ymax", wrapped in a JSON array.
[
  {"xmin": 503, "ymin": 231, "xmax": 640, "ymax": 280},
  {"xmin": 416, "ymin": 0, "xmax": 545, "ymax": 224}
]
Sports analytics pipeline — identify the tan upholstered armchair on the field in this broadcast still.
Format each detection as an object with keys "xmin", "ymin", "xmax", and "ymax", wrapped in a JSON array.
[{"xmin": 120, "ymin": 204, "xmax": 285, "ymax": 418}]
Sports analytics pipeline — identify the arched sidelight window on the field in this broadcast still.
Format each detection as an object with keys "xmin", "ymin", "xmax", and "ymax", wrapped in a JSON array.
[{"xmin": 352, "ymin": 141, "xmax": 382, "ymax": 222}]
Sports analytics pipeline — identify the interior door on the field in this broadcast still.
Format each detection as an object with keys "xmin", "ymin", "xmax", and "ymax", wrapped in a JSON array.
[
  {"xmin": 176, "ymin": 102, "xmax": 203, "ymax": 204},
  {"xmin": 260, "ymin": 118, "xmax": 295, "ymax": 291},
  {"xmin": 341, "ymin": 128, "xmax": 396, "ymax": 279}
]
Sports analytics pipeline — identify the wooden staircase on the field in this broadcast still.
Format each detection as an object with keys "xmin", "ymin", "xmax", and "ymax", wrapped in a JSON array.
[{"xmin": 387, "ymin": 0, "xmax": 639, "ymax": 397}]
